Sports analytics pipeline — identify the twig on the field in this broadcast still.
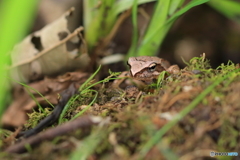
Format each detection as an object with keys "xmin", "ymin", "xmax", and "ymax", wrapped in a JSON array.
[{"xmin": 5, "ymin": 115, "xmax": 104, "ymax": 153}]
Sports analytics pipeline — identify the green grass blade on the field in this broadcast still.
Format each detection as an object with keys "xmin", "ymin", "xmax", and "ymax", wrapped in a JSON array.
[
  {"xmin": 157, "ymin": 71, "xmax": 168, "ymax": 88},
  {"xmin": 139, "ymin": 67, "xmax": 240, "ymax": 158},
  {"xmin": 58, "ymin": 95, "xmax": 79, "ymax": 124},
  {"xmin": 12, "ymin": 80, "xmax": 54, "ymax": 109},
  {"xmin": 83, "ymin": 0, "xmax": 99, "ymax": 30},
  {"xmin": 157, "ymin": 142, "xmax": 179, "ymax": 160},
  {"xmin": 166, "ymin": 0, "xmax": 209, "ymax": 23},
  {"xmin": 136, "ymin": 0, "xmax": 171, "ymax": 56},
  {"xmin": 82, "ymin": 73, "xmax": 125, "ymax": 92},
  {"xmin": 136, "ymin": 0, "xmax": 209, "ymax": 56},
  {"xmin": 24, "ymin": 87, "xmax": 44, "ymax": 113},
  {"xmin": 85, "ymin": 0, "xmax": 159, "ymax": 51},
  {"xmin": 208, "ymin": 0, "xmax": 240, "ymax": 24},
  {"xmin": 79, "ymin": 65, "xmax": 101, "ymax": 91},
  {"xmin": 169, "ymin": 0, "xmax": 184, "ymax": 16},
  {"xmin": 0, "ymin": 0, "xmax": 38, "ymax": 118},
  {"xmin": 70, "ymin": 127, "xmax": 108, "ymax": 160},
  {"xmin": 146, "ymin": 0, "xmax": 170, "ymax": 34},
  {"xmin": 113, "ymin": 0, "xmax": 156, "ymax": 16},
  {"xmin": 59, "ymin": 65, "xmax": 102, "ymax": 123},
  {"xmin": 127, "ymin": 0, "xmax": 139, "ymax": 57},
  {"xmin": 84, "ymin": 0, "xmax": 116, "ymax": 50},
  {"xmin": 71, "ymin": 90, "xmax": 98, "ymax": 120}
]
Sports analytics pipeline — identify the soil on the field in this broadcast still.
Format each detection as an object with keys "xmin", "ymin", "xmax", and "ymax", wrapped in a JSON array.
[{"xmin": 1, "ymin": 55, "xmax": 240, "ymax": 160}]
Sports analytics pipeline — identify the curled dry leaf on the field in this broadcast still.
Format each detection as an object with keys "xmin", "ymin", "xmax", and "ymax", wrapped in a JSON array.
[{"xmin": 9, "ymin": 7, "xmax": 90, "ymax": 84}]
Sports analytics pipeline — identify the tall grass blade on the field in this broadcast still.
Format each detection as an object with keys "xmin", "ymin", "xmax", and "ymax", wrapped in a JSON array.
[
  {"xmin": 113, "ymin": 0, "xmax": 155, "ymax": 16},
  {"xmin": 169, "ymin": 0, "xmax": 184, "ymax": 16},
  {"xmin": 84, "ymin": 0, "xmax": 116, "ymax": 50},
  {"xmin": 136, "ymin": 0, "xmax": 209, "ymax": 56},
  {"xmin": 127, "ymin": 0, "xmax": 139, "ymax": 57},
  {"xmin": 136, "ymin": 0, "xmax": 170, "ymax": 56},
  {"xmin": 208, "ymin": 0, "xmax": 240, "ymax": 24},
  {"xmin": 83, "ymin": 0, "xmax": 99, "ymax": 30}
]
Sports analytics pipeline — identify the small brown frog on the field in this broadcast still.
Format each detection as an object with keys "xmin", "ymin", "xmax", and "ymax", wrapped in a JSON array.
[
  {"xmin": 127, "ymin": 56, "xmax": 180, "ymax": 84},
  {"xmin": 112, "ymin": 56, "xmax": 180, "ymax": 88}
]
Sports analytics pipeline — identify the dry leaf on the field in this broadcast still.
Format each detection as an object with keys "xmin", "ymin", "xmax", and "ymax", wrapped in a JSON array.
[
  {"xmin": 9, "ymin": 7, "xmax": 90, "ymax": 84},
  {"xmin": 2, "ymin": 71, "xmax": 89, "ymax": 127}
]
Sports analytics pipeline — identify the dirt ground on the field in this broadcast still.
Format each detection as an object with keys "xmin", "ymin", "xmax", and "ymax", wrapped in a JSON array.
[{"xmin": 1, "ymin": 54, "xmax": 240, "ymax": 160}]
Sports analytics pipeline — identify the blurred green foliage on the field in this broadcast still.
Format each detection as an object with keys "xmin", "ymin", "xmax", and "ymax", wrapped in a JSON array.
[
  {"xmin": 0, "ymin": 0, "xmax": 38, "ymax": 118},
  {"xmin": 208, "ymin": 0, "xmax": 240, "ymax": 24},
  {"xmin": 128, "ymin": 0, "xmax": 209, "ymax": 57},
  {"xmin": 84, "ymin": 0, "xmax": 240, "ymax": 59}
]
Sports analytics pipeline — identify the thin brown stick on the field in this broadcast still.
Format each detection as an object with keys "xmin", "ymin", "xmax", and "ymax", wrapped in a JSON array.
[{"xmin": 5, "ymin": 115, "xmax": 104, "ymax": 153}]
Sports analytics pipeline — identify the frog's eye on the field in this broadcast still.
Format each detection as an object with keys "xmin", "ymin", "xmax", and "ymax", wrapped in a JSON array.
[{"xmin": 148, "ymin": 63, "xmax": 156, "ymax": 72}]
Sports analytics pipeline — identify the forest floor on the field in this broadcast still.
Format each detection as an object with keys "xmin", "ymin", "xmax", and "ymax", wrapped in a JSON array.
[{"xmin": 1, "ymin": 55, "xmax": 240, "ymax": 160}]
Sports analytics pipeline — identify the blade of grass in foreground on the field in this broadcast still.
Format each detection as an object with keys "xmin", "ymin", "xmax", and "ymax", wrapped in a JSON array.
[
  {"xmin": 70, "ymin": 127, "xmax": 108, "ymax": 160},
  {"xmin": 139, "ymin": 68, "xmax": 240, "ymax": 158},
  {"xmin": 0, "ymin": 0, "xmax": 38, "ymax": 118}
]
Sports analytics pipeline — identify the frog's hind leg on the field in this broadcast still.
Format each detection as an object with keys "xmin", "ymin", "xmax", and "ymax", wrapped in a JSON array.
[
  {"xmin": 166, "ymin": 65, "xmax": 180, "ymax": 74},
  {"xmin": 111, "ymin": 71, "xmax": 130, "ymax": 88}
]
